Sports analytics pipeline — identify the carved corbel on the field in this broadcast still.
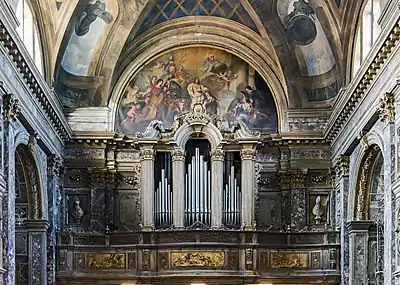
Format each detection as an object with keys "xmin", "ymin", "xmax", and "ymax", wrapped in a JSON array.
[{"xmin": 378, "ymin": 92, "xmax": 395, "ymax": 124}]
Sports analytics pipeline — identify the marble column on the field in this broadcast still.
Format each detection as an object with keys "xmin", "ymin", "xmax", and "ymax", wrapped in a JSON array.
[
  {"xmin": 335, "ymin": 155, "xmax": 350, "ymax": 285},
  {"xmin": 211, "ymin": 148, "xmax": 224, "ymax": 228},
  {"xmin": 172, "ymin": 148, "xmax": 185, "ymax": 228},
  {"xmin": 378, "ymin": 92, "xmax": 396, "ymax": 285},
  {"xmin": 241, "ymin": 147, "xmax": 256, "ymax": 229},
  {"xmin": 24, "ymin": 220, "xmax": 49, "ymax": 285},
  {"xmin": 140, "ymin": 147, "xmax": 155, "ymax": 230},
  {"xmin": 348, "ymin": 221, "xmax": 371, "ymax": 285}
]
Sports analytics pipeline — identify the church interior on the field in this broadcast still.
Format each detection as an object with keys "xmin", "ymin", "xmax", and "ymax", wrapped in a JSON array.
[{"xmin": 0, "ymin": 0, "xmax": 399, "ymax": 284}]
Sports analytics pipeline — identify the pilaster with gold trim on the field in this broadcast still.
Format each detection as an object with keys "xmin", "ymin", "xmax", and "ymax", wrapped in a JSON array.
[
  {"xmin": 211, "ymin": 148, "xmax": 224, "ymax": 228},
  {"xmin": 240, "ymin": 146, "xmax": 256, "ymax": 229}
]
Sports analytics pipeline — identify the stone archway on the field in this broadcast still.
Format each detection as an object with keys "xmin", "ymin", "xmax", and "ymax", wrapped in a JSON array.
[{"xmin": 14, "ymin": 144, "xmax": 48, "ymax": 285}]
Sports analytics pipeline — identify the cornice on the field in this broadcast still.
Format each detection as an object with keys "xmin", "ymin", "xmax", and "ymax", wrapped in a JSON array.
[
  {"xmin": 325, "ymin": 18, "xmax": 400, "ymax": 144},
  {"xmin": 68, "ymin": 132, "xmax": 328, "ymax": 148},
  {"xmin": 0, "ymin": 16, "xmax": 72, "ymax": 141}
]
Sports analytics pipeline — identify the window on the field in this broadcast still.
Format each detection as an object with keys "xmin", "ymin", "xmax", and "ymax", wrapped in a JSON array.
[
  {"xmin": 16, "ymin": 0, "xmax": 43, "ymax": 74},
  {"xmin": 352, "ymin": 0, "xmax": 382, "ymax": 77}
]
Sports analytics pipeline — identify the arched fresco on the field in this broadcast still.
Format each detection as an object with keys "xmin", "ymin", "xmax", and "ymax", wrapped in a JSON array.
[{"xmin": 115, "ymin": 47, "xmax": 278, "ymax": 135}]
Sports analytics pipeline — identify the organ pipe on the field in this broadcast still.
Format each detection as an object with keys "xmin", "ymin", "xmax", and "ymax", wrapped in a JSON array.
[
  {"xmin": 223, "ymin": 152, "xmax": 241, "ymax": 228},
  {"xmin": 185, "ymin": 142, "xmax": 211, "ymax": 227},
  {"xmin": 154, "ymin": 152, "xmax": 173, "ymax": 229}
]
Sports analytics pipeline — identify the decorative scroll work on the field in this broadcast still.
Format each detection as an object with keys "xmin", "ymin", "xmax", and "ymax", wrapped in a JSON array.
[
  {"xmin": 87, "ymin": 253, "xmax": 126, "ymax": 269},
  {"xmin": 356, "ymin": 145, "xmax": 380, "ymax": 220},
  {"xmin": 137, "ymin": 103, "xmax": 261, "ymax": 148},
  {"xmin": 171, "ymin": 251, "xmax": 224, "ymax": 267},
  {"xmin": 378, "ymin": 92, "xmax": 395, "ymax": 124},
  {"xmin": 271, "ymin": 252, "xmax": 308, "ymax": 268}
]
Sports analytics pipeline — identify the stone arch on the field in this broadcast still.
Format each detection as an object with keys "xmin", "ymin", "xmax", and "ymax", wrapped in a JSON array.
[
  {"xmin": 174, "ymin": 124, "xmax": 223, "ymax": 152},
  {"xmin": 353, "ymin": 144, "xmax": 383, "ymax": 220},
  {"xmin": 14, "ymin": 144, "xmax": 44, "ymax": 220}
]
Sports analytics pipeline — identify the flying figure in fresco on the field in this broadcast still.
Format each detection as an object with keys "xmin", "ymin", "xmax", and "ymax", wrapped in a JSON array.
[{"xmin": 75, "ymin": 0, "xmax": 114, "ymax": 36}]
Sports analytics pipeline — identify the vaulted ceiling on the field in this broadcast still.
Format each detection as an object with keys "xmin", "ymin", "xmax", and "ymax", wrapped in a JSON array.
[{"xmin": 33, "ymin": 0, "xmax": 361, "ymax": 112}]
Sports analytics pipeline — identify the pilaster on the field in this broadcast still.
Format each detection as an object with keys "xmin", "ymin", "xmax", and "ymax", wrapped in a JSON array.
[
  {"xmin": 378, "ymin": 92, "xmax": 396, "ymax": 285},
  {"xmin": 335, "ymin": 155, "xmax": 350, "ymax": 285},
  {"xmin": 23, "ymin": 220, "xmax": 49, "ymax": 285},
  {"xmin": 289, "ymin": 170, "xmax": 307, "ymax": 230},
  {"xmin": 140, "ymin": 146, "xmax": 156, "ymax": 230},
  {"xmin": 348, "ymin": 221, "xmax": 373, "ymax": 285},
  {"xmin": 240, "ymin": 147, "xmax": 256, "ymax": 230},
  {"xmin": 211, "ymin": 148, "xmax": 224, "ymax": 228},
  {"xmin": 172, "ymin": 148, "xmax": 185, "ymax": 228}
]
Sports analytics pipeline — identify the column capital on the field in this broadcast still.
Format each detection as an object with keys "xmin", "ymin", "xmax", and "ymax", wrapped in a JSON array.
[
  {"xmin": 139, "ymin": 148, "xmax": 155, "ymax": 161},
  {"xmin": 2, "ymin": 93, "xmax": 21, "ymax": 122},
  {"xmin": 172, "ymin": 148, "xmax": 185, "ymax": 162},
  {"xmin": 47, "ymin": 155, "xmax": 64, "ymax": 176},
  {"xmin": 211, "ymin": 148, "xmax": 224, "ymax": 161},
  {"xmin": 240, "ymin": 148, "xmax": 256, "ymax": 160},
  {"xmin": 378, "ymin": 92, "xmax": 395, "ymax": 124},
  {"xmin": 23, "ymin": 219, "xmax": 50, "ymax": 231},
  {"xmin": 334, "ymin": 155, "xmax": 350, "ymax": 178}
]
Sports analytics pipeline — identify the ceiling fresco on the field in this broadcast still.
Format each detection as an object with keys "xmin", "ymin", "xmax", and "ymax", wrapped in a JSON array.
[
  {"xmin": 136, "ymin": 0, "xmax": 258, "ymax": 36},
  {"xmin": 53, "ymin": 0, "xmax": 342, "ymax": 111},
  {"xmin": 115, "ymin": 46, "xmax": 278, "ymax": 135}
]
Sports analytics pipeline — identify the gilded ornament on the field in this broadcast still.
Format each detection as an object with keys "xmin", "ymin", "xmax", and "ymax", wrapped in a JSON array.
[
  {"xmin": 87, "ymin": 253, "xmax": 126, "ymax": 269},
  {"xmin": 378, "ymin": 92, "xmax": 395, "ymax": 123},
  {"xmin": 271, "ymin": 252, "xmax": 308, "ymax": 268},
  {"xmin": 279, "ymin": 169, "xmax": 307, "ymax": 189},
  {"xmin": 171, "ymin": 251, "xmax": 224, "ymax": 267},
  {"xmin": 356, "ymin": 146, "xmax": 380, "ymax": 220}
]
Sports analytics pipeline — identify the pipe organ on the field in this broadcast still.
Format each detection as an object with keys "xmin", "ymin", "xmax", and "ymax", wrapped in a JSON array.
[
  {"xmin": 184, "ymin": 140, "xmax": 212, "ymax": 227},
  {"xmin": 223, "ymin": 152, "xmax": 241, "ymax": 228},
  {"xmin": 154, "ymin": 152, "xmax": 173, "ymax": 229}
]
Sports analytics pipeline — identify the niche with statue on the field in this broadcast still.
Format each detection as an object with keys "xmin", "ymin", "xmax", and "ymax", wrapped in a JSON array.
[{"xmin": 309, "ymin": 194, "xmax": 329, "ymax": 225}]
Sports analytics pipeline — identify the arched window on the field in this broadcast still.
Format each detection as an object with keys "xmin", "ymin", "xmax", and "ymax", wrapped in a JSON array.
[
  {"xmin": 352, "ymin": 0, "xmax": 382, "ymax": 77},
  {"xmin": 15, "ymin": 0, "xmax": 43, "ymax": 74}
]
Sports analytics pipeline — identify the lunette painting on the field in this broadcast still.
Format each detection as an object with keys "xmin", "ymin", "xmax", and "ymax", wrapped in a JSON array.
[{"xmin": 116, "ymin": 47, "xmax": 278, "ymax": 135}]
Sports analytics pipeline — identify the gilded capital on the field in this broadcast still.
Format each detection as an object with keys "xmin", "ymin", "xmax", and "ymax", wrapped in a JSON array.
[
  {"xmin": 139, "ymin": 149, "xmax": 155, "ymax": 161},
  {"xmin": 378, "ymin": 92, "xmax": 395, "ymax": 124}
]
